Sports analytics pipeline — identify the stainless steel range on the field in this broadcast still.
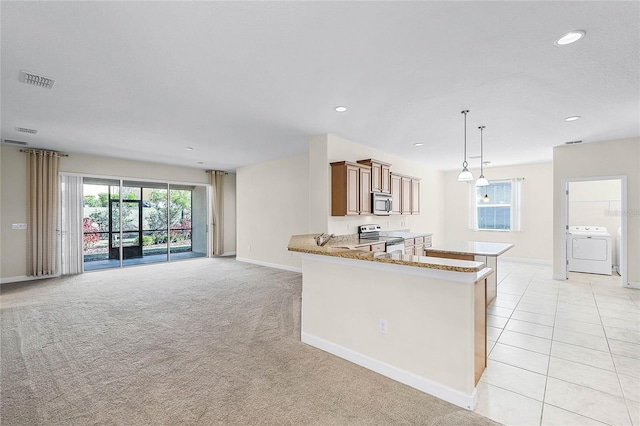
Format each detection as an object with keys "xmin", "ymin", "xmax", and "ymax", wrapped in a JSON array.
[{"xmin": 358, "ymin": 224, "xmax": 405, "ymax": 253}]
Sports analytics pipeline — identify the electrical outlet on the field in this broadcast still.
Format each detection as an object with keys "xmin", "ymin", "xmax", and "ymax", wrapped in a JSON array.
[
  {"xmin": 379, "ymin": 319, "xmax": 388, "ymax": 334},
  {"xmin": 248, "ymin": 245, "xmax": 252, "ymax": 252},
  {"xmin": 12, "ymin": 223, "xmax": 27, "ymax": 230}
]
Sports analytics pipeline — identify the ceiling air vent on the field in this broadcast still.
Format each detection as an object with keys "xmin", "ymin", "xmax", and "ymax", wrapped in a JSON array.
[
  {"xmin": 2, "ymin": 139, "xmax": 29, "ymax": 146},
  {"xmin": 20, "ymin": 70, "xmax": 55, "ymax": 89},
  {"xmin": 564, "ymin": 140, "xmax": 583, "ymax": 145},
  {"xmin": 16, "ymin": 127, "xmax": 38, "ymax": 134}
]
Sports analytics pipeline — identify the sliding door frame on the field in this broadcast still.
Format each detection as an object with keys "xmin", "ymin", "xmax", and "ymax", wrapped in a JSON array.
[{"xmin": 60, "ymin": 171, "xmax": 211, "ymax": 271}]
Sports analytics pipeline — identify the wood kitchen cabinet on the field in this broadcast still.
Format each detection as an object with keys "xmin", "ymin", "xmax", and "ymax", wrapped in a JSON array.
[
  {"xmin": 411, "ymin": 178, "xmax": 420, "ymax": 214},
  {"xmin": 401, "ymin": 176, "xmax": 411, "ymax": 214},
  {"xmin": 357, "ymin": 159, "xmax": 391, "ymax": 194},
  {"xmin": 390, "ymin": 173, "xmax": 402, "ymax": 214},
  {"xmin": 391, "ymin": 173, "xmax": 421, "ymax": 215},
  {"xmin": 330, "ymin": 161, "xmax": 372, "ymax": 216}
]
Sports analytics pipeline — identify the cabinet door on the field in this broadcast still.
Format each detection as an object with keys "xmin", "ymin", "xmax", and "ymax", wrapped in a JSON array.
[
  {"xmin": 401, "ymin": 177, "xmax": 411, "ymax": 214},
  {"xmin": 370, "ymin": 243, "xmax": 385, "ymax": 252},
  {"xmin": 370, "ymin": 163, "xmax": 382, "ymax": 193},
  {"xmin": 391, "ymin": 174, "xmax": 402, "ymax": 214},
  {"xmin": 359, "ymin": 167, "xmax": 372, "ymax": 214},
  {"xmin": 346, "ymin": 164, "xmax": 360, "ymax": 215},
  {"xmin": 411, "ymin": 179, "xmax": 420, "ymax": 214},
  {"xmin": 413, "ymin": 243, "xmax": 424, "ymax": 256},
  {"xmin": 404, "ymin": 246, "xmax": 413, "ymax": 255},
  {"xmin": 381, "ymin": 164, "xmax": 391, "ymax": 193}
]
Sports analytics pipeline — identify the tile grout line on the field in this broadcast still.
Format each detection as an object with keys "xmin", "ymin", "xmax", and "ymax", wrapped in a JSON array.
[
  {"xmin": 538, "ymin": 274, "xmax": 560, "ymax": 426},
  {"xmin": 592, "ymin": 275, "xmax": 637, "ymax": 425}
]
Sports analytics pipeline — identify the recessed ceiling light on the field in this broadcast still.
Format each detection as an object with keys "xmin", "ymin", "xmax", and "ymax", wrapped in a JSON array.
[
  {"xmin": 564, "ymin": 116, "xmax": 581, "ymax": 122},
  {"xmin": 413, "ymin": 143, "xmax": 424, "ymax": 147},
  {"xmin": 186, "ymin": 147, "xmax": 194, "ymax": 151},
  {"xmin": 555, "ymin": 30, "xmax": 586, "ymax": 46},
  {"xmin": 334, "ymin": 106, "xmax": 348, "ymax": 112}
]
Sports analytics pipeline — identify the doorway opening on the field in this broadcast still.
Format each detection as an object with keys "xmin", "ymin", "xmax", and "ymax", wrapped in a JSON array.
[{"xmin": 560, "ymin": 176, "xmax": 629, "ymax": 288}]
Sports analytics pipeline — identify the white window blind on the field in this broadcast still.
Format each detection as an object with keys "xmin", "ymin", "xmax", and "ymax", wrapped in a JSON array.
[{"xmin": 470, "ymin": 178, "xmax": 523, "ymax": 231}]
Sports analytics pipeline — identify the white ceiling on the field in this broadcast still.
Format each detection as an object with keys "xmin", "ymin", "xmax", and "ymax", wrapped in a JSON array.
[{"xmin": 1, "ymin": 1, "xmax": 639, "ymax": 172}]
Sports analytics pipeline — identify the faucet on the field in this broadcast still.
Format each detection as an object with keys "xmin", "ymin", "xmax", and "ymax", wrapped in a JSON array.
[{"xmin": 314, "ymin": 233, "xmax": 336, "ymax": 246}]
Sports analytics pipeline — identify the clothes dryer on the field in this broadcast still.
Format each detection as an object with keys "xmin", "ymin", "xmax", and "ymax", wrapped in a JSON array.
[{"xmin": 567, "ymin": 226, "xmax": 612, "ymax": 275}]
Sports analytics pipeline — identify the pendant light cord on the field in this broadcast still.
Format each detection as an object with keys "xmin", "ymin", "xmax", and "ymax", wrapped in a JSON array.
[
  {"xmin": 461, "ymin": 110, "xmax": 469, "ymax": 168},
  {"xmin": 479, "ymin": 125, "xmax": 485, "ymax": 176}
]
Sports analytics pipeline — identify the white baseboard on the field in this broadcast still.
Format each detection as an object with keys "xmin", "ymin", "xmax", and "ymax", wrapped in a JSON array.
[
  {"xmin": 235, "ymin": 257, "xmax": 302, "ymax": 274},
  {"xmin": 221, "ymin": 251, "xmax": 236, "ymax": 257},
  {"xmin": 501, "ymin": 257, "xmax": 552, "ymax": 265},
  {"xmin": 625, "ymin": 281, "xmax": 640, "ymax": 290},
  {"xmin": 0, "ymin": 273, "xmax": 60, "ymax": 285},
  {"xmin": 301, "ymin": 332, "xmax": 477, "ymax": 411},
  {"xmin": 552, "ymin": 273, "xmax": 567, "ymax": 281}
]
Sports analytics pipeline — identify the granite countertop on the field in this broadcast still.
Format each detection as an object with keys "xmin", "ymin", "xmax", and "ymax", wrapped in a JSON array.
[
  {"xmin": 425, "ymin": 241, "xmax": 514, "ymax": 256},
  {"xmin": 380, "ymin": 231, "xmax": 433, "ymax": 239},
  {"xmin": 288, "ymin": 234, "xmax": 486, "ymax": 273}
]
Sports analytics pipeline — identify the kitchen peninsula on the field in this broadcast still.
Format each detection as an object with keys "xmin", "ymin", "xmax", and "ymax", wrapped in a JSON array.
[
  {"xmin": 288, "ymin": 234, "xmax": 493, "ymax": 410},
  {"xmin": 425, "ymin": 242, "xmax": 514, "ymax": 305}
]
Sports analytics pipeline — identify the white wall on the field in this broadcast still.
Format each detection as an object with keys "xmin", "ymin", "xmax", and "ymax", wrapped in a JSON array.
[
  {"xmin": 443, "ymin": 162, "xmax": 553, "ymax": 262},
  {"xmin": 316, "ymin": 134, "xmax": 445, "ymax": 242},
  {"xmin": 223, "ymin": 173, "xmax": 237, "ymax": 254},
  {"xmin": 0, "ymin": 145, "xmax": 236, "ymax": 280},
  {"xmin": 569, "ymin": 179, "xmax": 621, "ymax": 267},
  {"xmin": 0, "ymin": 146, "xmax": 27, "ymax": 278},
  {"xmin": 236, "ymin": 154, "xmax": 309, "ymax": 270},
  {"xmin": 237, "ymin": 133, "xmax": 445, "ymax": 271},
  {"xmin": 553, "ymin": 137, "xmax": 640, "ymax": 284}
]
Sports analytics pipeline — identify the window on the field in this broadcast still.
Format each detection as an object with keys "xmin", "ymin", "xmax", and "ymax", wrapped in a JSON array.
[
  {"xmin": 471, "ymin": 178, "xmax": 523, "ymax": 231},
  {"xmin": 477, "ymin": 181, "xmax": 512, "ymax": 230}
]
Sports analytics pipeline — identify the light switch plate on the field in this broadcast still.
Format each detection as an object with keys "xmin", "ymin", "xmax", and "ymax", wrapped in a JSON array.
[{"xmin": 12, "ymin": 223, "xmax": 27, "ymax": 230}]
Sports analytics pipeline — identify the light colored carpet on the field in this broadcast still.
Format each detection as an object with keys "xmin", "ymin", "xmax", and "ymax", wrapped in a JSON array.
[{"xmin": 1, "ymin": 257, "xmax": 500, "ymax": 425}]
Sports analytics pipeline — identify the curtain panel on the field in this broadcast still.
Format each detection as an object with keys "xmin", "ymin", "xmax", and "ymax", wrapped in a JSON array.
[
  {"xmin": 60, "ymin": 175, "xmax": 83, "ymax": 275},
  {"xmin": 26, "ymin": 149, "xmax": 60, "ymax": 276},
  {"xmin": 210, "ymin": 171, "xmax": 225, "ymax": 256}
]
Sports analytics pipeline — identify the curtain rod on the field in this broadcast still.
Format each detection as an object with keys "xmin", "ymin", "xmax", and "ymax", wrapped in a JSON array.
[
  {"xmin": 20, "ymin": 148, "xmax": 69, "ymax": 157},
  {"xmin": 206, "ymin": 170, "xmax": 228, "ymax": 175}
]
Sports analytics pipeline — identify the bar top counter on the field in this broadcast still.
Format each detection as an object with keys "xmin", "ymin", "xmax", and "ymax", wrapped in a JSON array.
[
  {"xmin": 288, "ymin": 234, "xmax": 487, "ymax": 274},
  {"xmin": 426, "ymin": 241, "xmax": 514, "ymax": 257}
]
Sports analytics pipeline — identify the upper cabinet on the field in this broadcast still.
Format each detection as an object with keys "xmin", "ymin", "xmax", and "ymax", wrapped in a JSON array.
[
  {"xmin": 331, "ymin": 159, "xmax": 420, "ymax": 217},
  {"xmin": 411, "ymin": 178, "xmax": 420, "ymax": 215},
  {"xmin": 390, "ymin": 173, "xmax": 402, "ymax": 214},
  {"xmin": 330, "ymin": 161, "xmax": 372, "ymax": 216},
  {"xmin": 357, "ymin": 159, "xmax": 391, "ymax": 194},
  {"xmin": 390, "ymin": 173, "xmax": 421, "ymax": 215}
]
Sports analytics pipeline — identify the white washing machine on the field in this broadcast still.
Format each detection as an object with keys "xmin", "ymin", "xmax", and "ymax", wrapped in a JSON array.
[{"xmin": 567, "ymin": 226, "xmax": 612, "ymax": 275}]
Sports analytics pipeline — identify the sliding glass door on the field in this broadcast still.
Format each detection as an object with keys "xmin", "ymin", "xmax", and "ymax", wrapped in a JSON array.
[{"xmin": 82, "ymin": 178, "xmax": 207, "ymax": 271}]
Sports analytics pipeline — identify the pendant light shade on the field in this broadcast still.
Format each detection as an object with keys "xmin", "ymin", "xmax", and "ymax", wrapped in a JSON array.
[
  {"xmin": 475, "ymin": 125, "xmax": 489, "ymax": 187},
  {"xmin": 457, "ymin": 110, "xmax": 474, "ymax": 182},
  {"xmin": 476, "ymin": 176, "xmax": 489, "ymax": 187}
]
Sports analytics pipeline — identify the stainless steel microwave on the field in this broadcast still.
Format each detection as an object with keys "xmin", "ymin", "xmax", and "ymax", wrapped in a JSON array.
[{"xmin": 372, "ymin": 192, "xmax": 392, "ymax": 215}]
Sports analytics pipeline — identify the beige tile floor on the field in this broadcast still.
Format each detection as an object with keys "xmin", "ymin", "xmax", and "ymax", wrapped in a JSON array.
[{"xmin": 474, "ymin": 260, "xmax": 640, "ymax": 426}]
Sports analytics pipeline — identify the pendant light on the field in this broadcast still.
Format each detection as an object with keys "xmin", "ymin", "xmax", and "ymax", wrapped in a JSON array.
[
  {"xmin": 475, "ymin": 126, "xmax": 489, "ymax": 187},
  {"xmin": 483, "ymin": 193, "xmax": 490, "ymax": 203},
  {"xmin": 457, "ymin": 110, "xmax": 474, "ymax": 182}
]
